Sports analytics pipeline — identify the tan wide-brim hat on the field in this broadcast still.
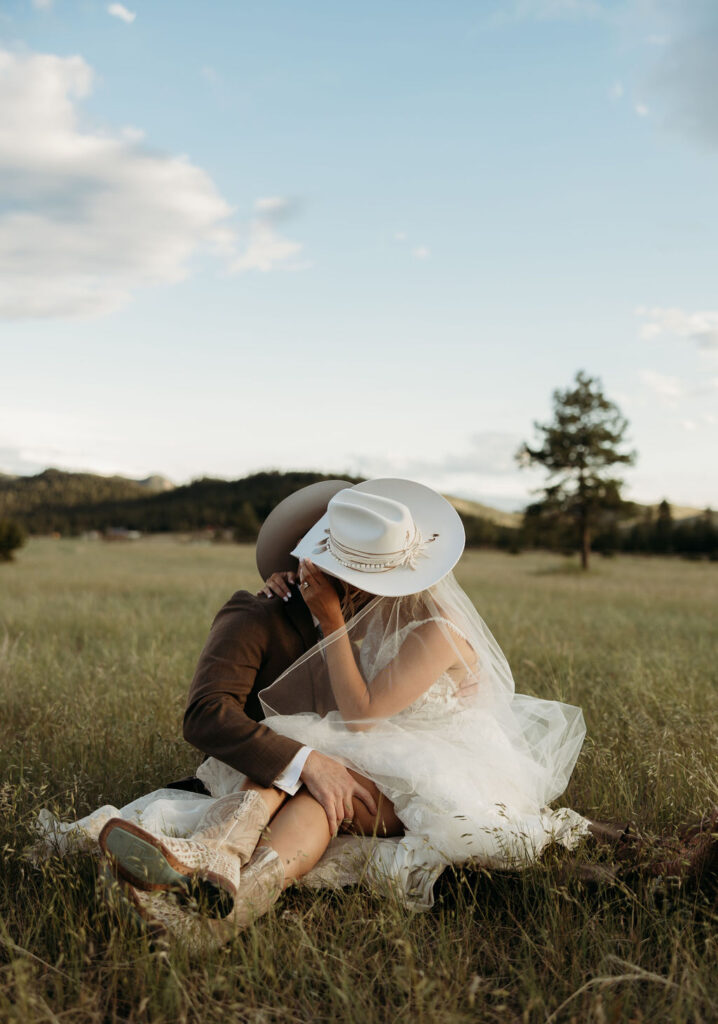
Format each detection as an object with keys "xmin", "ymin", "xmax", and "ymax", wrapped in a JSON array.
[
  {"xmin": 292, "ymin": 478, "xmax": 465, "ymax": 597},
  {"xmin": 255, "ymin": 479, "xmax": 353, "ymax": 579}
]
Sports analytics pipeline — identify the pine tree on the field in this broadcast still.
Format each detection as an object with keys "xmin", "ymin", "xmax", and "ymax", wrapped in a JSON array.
[
  {"xmin": 517, "ymin": 371, "xmax": 636, "ymax": 570},
  {"xmin": 654, "ymin": 499, "xmax": 673, "ymax": 553}
]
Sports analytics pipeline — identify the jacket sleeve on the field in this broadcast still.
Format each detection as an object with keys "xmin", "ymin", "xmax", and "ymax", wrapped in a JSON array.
[{"xmin": 183, "ymin": 593, "xmax": 303, "ymax": 788}]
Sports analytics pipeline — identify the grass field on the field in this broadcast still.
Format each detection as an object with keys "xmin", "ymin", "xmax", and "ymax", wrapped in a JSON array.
[{"xmin": 1, "ymin": 538, "xmax": 716, "ymax": 1023}]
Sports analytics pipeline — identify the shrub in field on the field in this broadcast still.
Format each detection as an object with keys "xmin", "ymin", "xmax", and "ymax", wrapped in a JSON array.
[{"xmin": 0, "ymin": 518, "xmax": 26, "ymax": 561}]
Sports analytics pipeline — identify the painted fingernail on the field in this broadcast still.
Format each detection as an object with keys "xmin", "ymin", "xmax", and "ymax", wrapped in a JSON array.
[{"xmin": 283, "ymin": 595, "xmax": 289, "ymax": 602}]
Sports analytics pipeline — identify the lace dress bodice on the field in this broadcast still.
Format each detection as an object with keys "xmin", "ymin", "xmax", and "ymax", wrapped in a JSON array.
[{"xmin": 361, "ymin": 616, "xmax": 475, "ymax": 722}]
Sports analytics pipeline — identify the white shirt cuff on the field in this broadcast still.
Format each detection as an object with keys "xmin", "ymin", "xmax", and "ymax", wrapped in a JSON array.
[{"xmin": 273, "ymin": 746, "xmax": 313, "ymax": 795}]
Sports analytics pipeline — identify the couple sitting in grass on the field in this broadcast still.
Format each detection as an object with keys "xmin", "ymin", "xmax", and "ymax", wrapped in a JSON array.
[{"xmin": 39, "ymin": 479, "xmax": 718, "ymax": 952}]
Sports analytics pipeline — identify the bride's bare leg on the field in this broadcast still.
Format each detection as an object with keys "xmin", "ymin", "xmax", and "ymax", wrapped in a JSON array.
[
  {"xmin": 239, "ymin": 772, "xmax": 402, "ymax": 884},
  {"xmin": 261, "ymin": 790, "xmax": 332, "ymax": 884},
  {"xmin": 342, "ymin": 770, "xmax": 403, "ymax": 838},
  {"xmin": 267, "ymin": 775, "xmax": 404, "ymax": 886}
]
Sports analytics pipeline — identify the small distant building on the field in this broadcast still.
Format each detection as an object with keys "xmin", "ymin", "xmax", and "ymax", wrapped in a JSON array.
[{"xmin": 103, "ymin": 527, "xmax": 142, "ymax": 541}]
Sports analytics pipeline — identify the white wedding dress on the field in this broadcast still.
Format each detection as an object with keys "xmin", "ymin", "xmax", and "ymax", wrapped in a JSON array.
[{"xmin": 34, "ymin": 574, "xmax": 590, "ymax": 909}]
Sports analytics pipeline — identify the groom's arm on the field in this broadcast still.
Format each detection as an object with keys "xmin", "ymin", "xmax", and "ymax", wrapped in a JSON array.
[
  {"xmin": 184, "ymin": 591, "xmax": 378, "ymax": 832},
  {"xmin": 182, "ymin": 593, "xmax": 304, "ymax": 789}
]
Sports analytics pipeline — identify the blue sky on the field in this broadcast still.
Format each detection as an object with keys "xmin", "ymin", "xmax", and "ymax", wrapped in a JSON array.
[{"xmin": 1, "ymin": 0, "xmax": 717, "ymax": 509}]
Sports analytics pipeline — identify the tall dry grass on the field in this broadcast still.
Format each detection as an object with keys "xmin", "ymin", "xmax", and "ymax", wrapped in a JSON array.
[{"xmin": 1, "ymin": 539, "xmax": 716, "ymax": 1022}]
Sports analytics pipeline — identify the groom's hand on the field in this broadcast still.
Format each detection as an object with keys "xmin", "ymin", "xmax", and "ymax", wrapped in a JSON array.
[{"xmin": 301, "ymin": 751, "xmax": 378, "ymax": 835}]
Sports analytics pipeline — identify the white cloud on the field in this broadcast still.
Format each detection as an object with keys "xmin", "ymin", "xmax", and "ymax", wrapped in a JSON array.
[
  {"xmin": 121, "ymin": 124, "xmax": 145, "ymax": 142},
  {"xmin": 636, "ymin": 306, "xmax": 718, "ymax": 349},
  {"xmin": 609, "ymin": 81, "xmax": 624, "ymax": 100},
  {"xmin": 640, "ymin": 2, "xmax": 718, "ymax": 149},
  {"xmin": 639, "ymin": 369, "xmax": 686, "ymax": 401},
  {"xmin": 634, "ymin": 101, "xmax": 649, "ymax": 117},
  {"xmin": 350, "ymin": 431, "xmax": 540, "ymax": 510},
  {"xmin": 412, "ymin": 245, "xmax": 430, "ymax": 260},
  {"xmin": 254, "ymin": 196, "xmax": 288, "ymax": 213},
  {"xmin": 32, "ymin": 0, "xmax": 54, "ymax": 10},
  {"xmin": 394, "ymin": 231, "xmax": 407, "ymax": 241},
  {"xmin": 232, "ymin": 222, "xmax": 303, "ymax": 273},
  {"xmin": 0, "ymin": 49, "xmax": 270, "ymax": 318},
  {"xmin": 498, "ymin": 2, "xmax": 718, "ymax": 152},
  {"xmin": 232, "ymin": 199, "xmax": 304, "ymax": 273},
  {"xmin": 107, "ymin": 3, "xmax": 136, "ymax": 24},
  {"xmin": 354, "ymin": 431, "xmax": 527, "ymax": 481}
]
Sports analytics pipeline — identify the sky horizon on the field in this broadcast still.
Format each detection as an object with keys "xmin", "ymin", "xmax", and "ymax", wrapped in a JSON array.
[{"xmin": 1, "ymin": 1, "xmax": 717, "ymax": 511}]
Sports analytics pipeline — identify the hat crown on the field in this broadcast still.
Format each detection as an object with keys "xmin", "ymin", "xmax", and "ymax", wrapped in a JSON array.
[{"xmin": 328, "ymin": 490, "xmax": 415, "ymax": 556}]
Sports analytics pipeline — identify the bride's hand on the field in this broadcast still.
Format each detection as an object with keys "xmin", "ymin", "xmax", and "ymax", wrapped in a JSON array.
[
  {"xmin": 298, "ymin": 558, "xmax": 344, "ymax": 632},
  {"xmin": 257, "ymin": 570, "xmax": 297, "ymax": 600}
]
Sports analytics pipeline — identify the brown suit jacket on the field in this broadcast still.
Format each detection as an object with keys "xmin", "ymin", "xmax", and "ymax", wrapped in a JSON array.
[{"xmin": 183, "ymin": 585, "xmax": 319, "ymax": 788}]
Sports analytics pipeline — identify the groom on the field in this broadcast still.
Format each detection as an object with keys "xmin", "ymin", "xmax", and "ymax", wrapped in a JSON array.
[{"xmin": 175, "ymin": 479, "xmax": 377, "ymax": 838}]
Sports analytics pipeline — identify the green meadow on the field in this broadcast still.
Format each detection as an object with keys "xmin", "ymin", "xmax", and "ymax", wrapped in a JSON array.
[{"xmin": 1, "ymin": 538, "xmax": 716, "ymax": 1023}]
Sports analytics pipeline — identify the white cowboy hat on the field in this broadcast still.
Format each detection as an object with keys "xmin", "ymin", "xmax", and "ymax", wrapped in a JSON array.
[{"xmin": 291, "ymin": 478, "xmax": 465, "ymax": 597}]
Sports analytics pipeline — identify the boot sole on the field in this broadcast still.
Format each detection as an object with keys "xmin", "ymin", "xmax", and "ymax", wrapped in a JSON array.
[{"xmin": 99, "ymin": 819, "xmax": 236, "ymax": 917}]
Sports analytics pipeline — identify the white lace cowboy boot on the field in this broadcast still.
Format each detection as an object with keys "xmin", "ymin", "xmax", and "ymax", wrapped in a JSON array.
[
  {"xmin": 99, "ymin": 859, "xmax": 220, "ymax": 955},
  {"xmin": 98, "ymin": 792, "xmax": 269, "ymax": 912},
  {"xmin": 191, "ymin": 791, "xmax": 271, "ymax": 864},
  {"xmin": 100, "ymin": 844, "xmax": 285, "ymax": 955},
  {"xmin": 170, "ymin": 846, "xmax": 286, "ymax": 954}
]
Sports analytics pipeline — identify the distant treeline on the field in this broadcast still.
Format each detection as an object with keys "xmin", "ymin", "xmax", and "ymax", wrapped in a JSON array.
[
  {"xmin": 593, "ymin": 501, "xmax": 718, "ymax": 559},
  {"xmin": 518, "ymin": 500, "xmax": 718, "ymax": 560},
  {"xmin": 0, "ymin": 469, "xmax": 360, "ymax": 538},
  {"xmin": 2, "ymin": 470, "xmax": 716, "ymax": 559}
]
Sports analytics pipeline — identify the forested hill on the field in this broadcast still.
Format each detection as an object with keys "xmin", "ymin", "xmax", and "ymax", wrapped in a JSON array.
[
  {"xmin": 0, "ymin": 469, "xmax": 359, "ymax": 536},
  {"xmin": 4, "ymin": 468, "xmax": 712, "ymax": 557},
  {"xmin": 0, "ymin": 469, "xmax": 173, "ymax": 518},
  {"xmin": 0, "ymin": 468, "xmax": 520, "ymax": 545}
]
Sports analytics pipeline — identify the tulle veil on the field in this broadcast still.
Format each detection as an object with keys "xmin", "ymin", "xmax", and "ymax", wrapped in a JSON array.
[{"xmin": 259, "ymin": 572, "xmax": 586, "ymax": 820}]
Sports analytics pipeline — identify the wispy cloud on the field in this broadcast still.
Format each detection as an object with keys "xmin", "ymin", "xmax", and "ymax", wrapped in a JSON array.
[
  {"xmin": 639, "ymin": 369, "xmax": 718, "ymax": 412},
  {"xmin": 393, "ymin": 231, "xmax": 430, "ymax": 261},
  {"xmin": 254, "ymin": 196, "xmax": 288, "ymax": 213},
  {"xmin": 32, "ymin": 0, "xmax": 54, "ymax": 10},
  {"xmin": 637, "ymin": 306, "xmax": 718, "ymax": 349},
  {"xmin": 497, "ymin": 2, "xmax": 718, "ymax": 152},
  {"xmin": 355, "ymin": 431, "xmax": 529, "ymax": 482},
  {"xmin": 644, "ymin": 2, "xmax": 718, "ymax": 149},
  {"xmin": 107, "ymin": 3, "xmax": 136, "ymax": 23},
  {"xmin": 0, "ymin": 49, "xmax": 234, "ymax": 318},
  {"xmin": 231, "ymin": 198, "xmax": 305, "ymax": 273},
  {"xmin": 350, "ymin": 431, "xmax": 536, "ymax": 510},
  {"xmin": 639, "ymin": 369, "xmax": 686, "ymax": 401}
]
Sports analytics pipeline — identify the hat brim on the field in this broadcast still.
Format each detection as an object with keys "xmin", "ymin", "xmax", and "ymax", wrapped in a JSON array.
[
  {"xmin": 291, "ymin": 478, "xmax": 465, "ymax": 597},
  {"xmin": 256, "ymin": 479, "xmax": 354, "ymax": 580}
]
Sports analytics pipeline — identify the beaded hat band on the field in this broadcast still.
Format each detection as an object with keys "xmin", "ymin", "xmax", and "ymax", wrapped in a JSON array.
[{"xmin": 315, "ymin": 526, "xmax": 439, "ymax": 573}]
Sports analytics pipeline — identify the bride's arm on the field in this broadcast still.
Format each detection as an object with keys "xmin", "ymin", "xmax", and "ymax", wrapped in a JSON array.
[{"xmin": 298, "ymin": 558, "xmax": 459, "ymax": 729}]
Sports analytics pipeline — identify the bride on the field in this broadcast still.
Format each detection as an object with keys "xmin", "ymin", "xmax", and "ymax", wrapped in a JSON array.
[{"xmin": 91, "ymin": 479, "xmax": 590, "ymax": 950}]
